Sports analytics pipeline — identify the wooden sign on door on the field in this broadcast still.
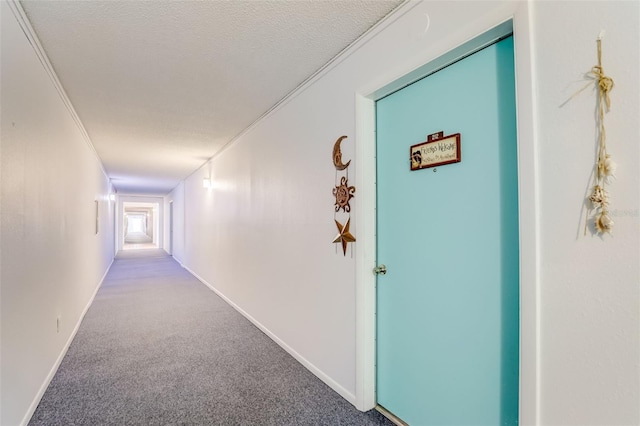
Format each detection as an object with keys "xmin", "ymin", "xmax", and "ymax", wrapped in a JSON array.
[{"xmin": 410, "ymin": 131, "xmax": 461, "ymax": 170}]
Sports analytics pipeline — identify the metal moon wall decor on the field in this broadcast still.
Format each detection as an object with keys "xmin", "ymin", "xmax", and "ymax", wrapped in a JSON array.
[
  {"xmin": 331, "ymin": 135, "xmax": 356, "ymax": 256},
  {"xmin": 333, "ymin": 135, "xmax": 352, "ymax": 170}
]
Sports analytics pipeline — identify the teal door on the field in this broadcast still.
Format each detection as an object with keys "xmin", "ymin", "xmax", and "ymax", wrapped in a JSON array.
[{"xmin": 376, "ymin": 36, "xmax": 519, "ymax": 425}]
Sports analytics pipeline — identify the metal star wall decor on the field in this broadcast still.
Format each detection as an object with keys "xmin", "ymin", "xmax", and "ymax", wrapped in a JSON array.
[{"xmin": 332, "ymin": 217, "xmax": 356, "ymax": 256}]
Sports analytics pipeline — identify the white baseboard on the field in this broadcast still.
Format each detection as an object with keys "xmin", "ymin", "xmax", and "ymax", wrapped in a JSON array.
[
  {"xmin": 183, "ymin": 265, "xmax": 357, "ymax": 407},
  {"xmin": 172, "ymin": 255, "xmax": 184, "ymax": 267},
  {"xmin": 20, "ymin": 258, "xmax": 114, "ymax": 426}
]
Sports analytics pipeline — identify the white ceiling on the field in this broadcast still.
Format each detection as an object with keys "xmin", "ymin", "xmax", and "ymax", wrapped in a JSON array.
[{"xmin": 20, "ymin": 0, "xmax": 404, "ymax": 195}]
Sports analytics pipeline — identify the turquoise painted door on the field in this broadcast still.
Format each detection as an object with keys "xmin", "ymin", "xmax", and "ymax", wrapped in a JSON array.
[{"xmin": 376, "ymin": 37, "xmax": 519, "ymax": 425}]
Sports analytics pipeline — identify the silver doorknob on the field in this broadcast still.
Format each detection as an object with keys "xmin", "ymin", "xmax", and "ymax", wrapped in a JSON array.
[{"xmin": 373, "ymin": 264, "xmax": 387, "ymax": 275}]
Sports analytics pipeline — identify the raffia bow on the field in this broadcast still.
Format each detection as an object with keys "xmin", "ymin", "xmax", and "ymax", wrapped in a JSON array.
[{"xmin": 589, "ymin": 65, "xmax": 614, "ymax": 111}]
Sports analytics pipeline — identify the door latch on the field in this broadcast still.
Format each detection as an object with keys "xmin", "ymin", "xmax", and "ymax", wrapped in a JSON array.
[{"xmin": 373, "ymin": 264, "xmax": 387, "ymax": 275}]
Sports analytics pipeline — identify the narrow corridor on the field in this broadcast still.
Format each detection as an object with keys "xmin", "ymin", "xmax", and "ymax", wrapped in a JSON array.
[{"xmin": 29, "ymin": 250, "xmax": 391, "ymax": 425}]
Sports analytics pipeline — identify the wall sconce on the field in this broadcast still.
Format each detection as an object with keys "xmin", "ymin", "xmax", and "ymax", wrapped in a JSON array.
[
  {"xmin": 203, "ymin": 178, "xmax": 212, "ymax": 189},
  {"xmin": 109, "ymin": 193, "xmax": 116, "ymax": 202}
]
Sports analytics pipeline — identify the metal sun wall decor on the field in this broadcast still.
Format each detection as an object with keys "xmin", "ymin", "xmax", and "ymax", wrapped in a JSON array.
[
  {"xmin": 332, "ymin": 135, "xmax": 356, "ymax": 256},
  {"xmin": 570, "ymin": 34, "xmax": 616, "ymax": 236}
]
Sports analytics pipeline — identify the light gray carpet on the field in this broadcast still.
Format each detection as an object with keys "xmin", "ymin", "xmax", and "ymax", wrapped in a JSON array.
[
  {"xmin": 124, "ymin": 231, "xmax": 153, "ymax": 244},
  {"xmin": 29, "ymin": 250, "xmax": 392, "ymax": 426}
]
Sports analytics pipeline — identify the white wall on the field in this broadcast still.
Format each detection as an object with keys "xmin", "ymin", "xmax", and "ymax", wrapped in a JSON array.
[
  {"xmin": 533, "ymin": 2, "xmax": 639, "ymax": 425},
  {"xmin": 172, "ymin": 1, "xmax": 639, "ymax": 425},
  {"xmin": 0, "ymin": 3, "xmax": 115, "ymax": 425}
]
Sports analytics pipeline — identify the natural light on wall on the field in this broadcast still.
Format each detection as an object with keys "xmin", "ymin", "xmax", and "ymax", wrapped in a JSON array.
[
  {"xmin": 122, "ymin": 202, "xmax": 159, "ymax": 250},
  {"xmin": 126, "ymin": 215, "xmax": 146, "ymax": 233}
]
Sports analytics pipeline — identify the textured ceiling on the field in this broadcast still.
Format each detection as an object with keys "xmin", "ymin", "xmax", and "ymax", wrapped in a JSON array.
[{"xmin": 20, "ymin": 0, "xmax": 404, "ymax": 195}]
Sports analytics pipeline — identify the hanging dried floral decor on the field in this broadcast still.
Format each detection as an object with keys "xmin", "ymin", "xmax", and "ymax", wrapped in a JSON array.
[{"xmin": 579, "ymin": 35, "xmax": 616, "ymax": 235}]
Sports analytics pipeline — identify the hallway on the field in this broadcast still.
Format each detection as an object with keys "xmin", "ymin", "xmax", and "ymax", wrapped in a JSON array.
[
  {"xmin": 3, "ymin": 1, "xmax": 639, "ymax": 425},
  {"xmin": 29, "ymin": 250, "xmax": 391, "ymax": 425}
]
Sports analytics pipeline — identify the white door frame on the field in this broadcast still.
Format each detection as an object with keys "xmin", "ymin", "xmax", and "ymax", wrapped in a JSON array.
[{"xmin": 353, "ymin": 5, "xmax": 540, "ymax": 425}]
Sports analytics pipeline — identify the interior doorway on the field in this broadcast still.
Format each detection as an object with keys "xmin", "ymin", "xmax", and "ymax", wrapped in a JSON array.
[
  {"xmin": 374, "ymin": 35, "xmax": 519, "ymax": 425},
  {"xmin": 122, "ymin": 202, "xmax": 159, "ymax": 250},
  {"xmin": 169, "ymin": 201, "xmax": 174, "ymax": 255}
]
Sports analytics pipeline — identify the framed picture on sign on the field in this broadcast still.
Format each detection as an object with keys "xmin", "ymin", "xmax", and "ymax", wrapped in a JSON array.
[{"xmin": 410, "ymin": 132, "xmax": 461, "ymax": 171}]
